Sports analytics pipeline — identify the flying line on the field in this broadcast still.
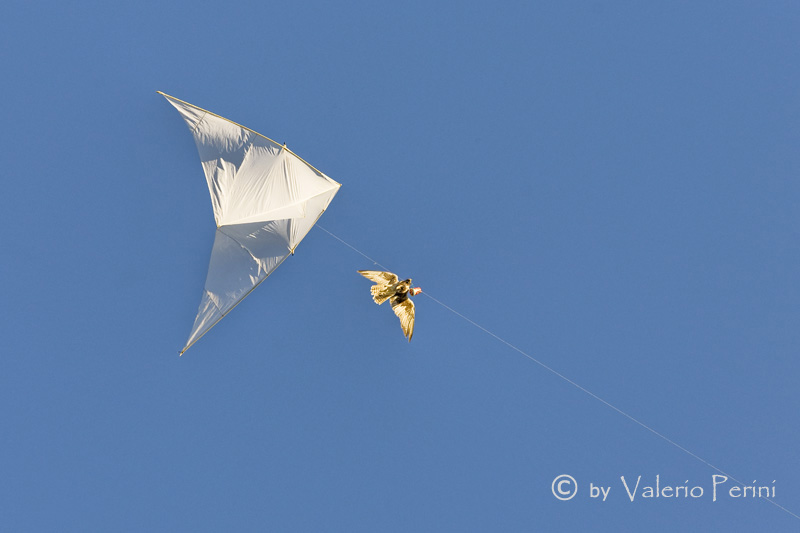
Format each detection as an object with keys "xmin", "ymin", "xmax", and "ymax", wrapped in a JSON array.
[{"xmin": 316, "ymin": 223, "xmax": 800, "ymax": 522}]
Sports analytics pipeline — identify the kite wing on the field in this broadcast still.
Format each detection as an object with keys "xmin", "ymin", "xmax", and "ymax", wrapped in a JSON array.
[{"xmin": 160, "ymin": 92, "xmax": 341, "ymax": 354}]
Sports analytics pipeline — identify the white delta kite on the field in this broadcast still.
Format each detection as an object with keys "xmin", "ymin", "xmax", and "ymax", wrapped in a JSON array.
[{"xmin": 160, "ymin": 92, "xmax": 341, "ymax": 354}]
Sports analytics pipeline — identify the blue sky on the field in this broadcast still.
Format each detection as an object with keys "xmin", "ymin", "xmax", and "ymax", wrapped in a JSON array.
[{"xmin": 2, "ymin": 1, "xmax": 799, "ymax": 531}]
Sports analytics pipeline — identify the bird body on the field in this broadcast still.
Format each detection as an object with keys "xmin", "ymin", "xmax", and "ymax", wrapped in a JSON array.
[{"xmin": 358, "ymin": 270, "xmax": 418, "ymax": 341}]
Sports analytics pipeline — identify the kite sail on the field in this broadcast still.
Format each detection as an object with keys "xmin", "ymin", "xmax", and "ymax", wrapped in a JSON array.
[{"xmin": 160, "ymin": 92, "xmax": 341, "ymax": 354}]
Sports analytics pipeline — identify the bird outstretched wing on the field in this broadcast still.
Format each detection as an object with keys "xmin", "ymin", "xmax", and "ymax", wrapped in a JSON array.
[
  {"xmin": 391, "ymin": 298, "xmax": 415, "ymax": 341},
  {"xmin": 358, "ymin": 270, "xmax": 399, "ymax": 285}
]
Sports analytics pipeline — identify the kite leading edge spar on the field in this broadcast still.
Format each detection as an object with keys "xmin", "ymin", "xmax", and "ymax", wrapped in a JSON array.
[{"xmin": 159, "ymin": 92, "xmax": 341, "ymax": 354}]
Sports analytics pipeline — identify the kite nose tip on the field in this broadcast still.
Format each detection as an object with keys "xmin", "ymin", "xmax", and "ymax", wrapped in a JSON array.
[{"xmin": 410, "ymin": 287, "xmax": 422, "ymax": 296}]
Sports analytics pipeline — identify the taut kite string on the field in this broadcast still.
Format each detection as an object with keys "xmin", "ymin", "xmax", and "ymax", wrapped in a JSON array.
[{"xmin": 315, "ymin": 224, "xmax": 798, "ymax": 521}]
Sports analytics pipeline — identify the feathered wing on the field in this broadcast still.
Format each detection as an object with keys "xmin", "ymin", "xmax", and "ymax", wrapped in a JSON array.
[
  {"xmin": 358, "ymin": 270, "xmax": 399, "ymax": 305},
  {"xmin": 391, "ymin": 298, "xmax": 415, "ymax": 341},
  {"xmin": 357, "ymin": 270, "xmax": 398, "ymax": 285}
]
